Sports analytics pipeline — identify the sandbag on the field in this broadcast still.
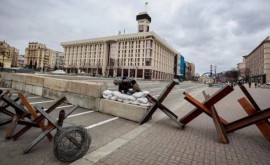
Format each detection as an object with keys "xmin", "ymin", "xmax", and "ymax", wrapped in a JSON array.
[
  {"xmin": 139, "ymin": 103, "xmax": 150, "ymax": 107},
  {"xmin": 137, "ymin": 97, "xmax": 148, "ymax": 104},
  {"xmin": 119, "ymin": 94, "xmax": 129, "ymax": 100},
  {"xmin": 110, "ymin": 96, "xmax": 117, "ymax": 101},
  {"xmin": 103, "ymin": 90, "xmax": 113, "ymax": 96},
  {"xmin": 123, "ymin": 100, "xmax": 131, "ymax": 104},
  {"xmin": 117, "ymin": 98, "xmax": 123, "ymax": 102},
  {"xmin": 132, "ymin": 92, "xmax": 143, "ymax": 98},
  {"xmin": 127, "ymin": 96, "xmax": 136, "ymax": 101},
  {"xmin": 103, "ymin": 94, "xmax": 112, "ymax": 99},
  {"xmin": 142, "ymin": 91, "xmax": 150, "ymax": 96},
  {"xmin": 130, "ymin": 100, "xmax": 140, "ymax": 105},
  {"xmin": 112, "ymin": 91, "xmax": 121, "ymax": 96}
]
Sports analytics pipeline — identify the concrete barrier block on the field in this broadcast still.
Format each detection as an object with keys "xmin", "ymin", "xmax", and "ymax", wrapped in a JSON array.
[
  {"xmin": 0, "ymin": 80, "xmax": 12, "ymax": 88},
  {"xmin": 25, "ymin": 84, "xmax": 33, "ymax": 93},
  {"xmin": 32, "ymin": 86, "xmax": 43, "ymax": 96},
  {"xmin": 11, "ymin": 73, "xmax": 27, "ymax": 83},
  {"xmin": 0, "ymin": 72, "xmax": 12, "ymax": 81},
  {"xmin": 44, "ymin": 78, "xmax": 68, "ymax": 91},
  {"xmin": 99, "ymin": 99, "xmax": 148, "ymax": 123},
  {"xmin": 67, "ymin": 81, "xmax": 105, "ymax": 98},
  {"xmin": 42, "ymin": 87, "xmax": 65, "ymax": 100},
  {"xmin": 65, "ymin": 92, "xmax": 100, "ymax": 110},
  {"xmin": 12, "ymin": 81, "xmax": 26, "ymax": 91},
  {"xmin": 25, "ymin": 75, "xmax": 44, "ymax": 87}
]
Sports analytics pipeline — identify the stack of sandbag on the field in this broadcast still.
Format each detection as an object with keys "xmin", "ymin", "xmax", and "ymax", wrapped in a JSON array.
[{"xmin": 102, "ymin": 90, "xmax": 150, "ymax": 107}]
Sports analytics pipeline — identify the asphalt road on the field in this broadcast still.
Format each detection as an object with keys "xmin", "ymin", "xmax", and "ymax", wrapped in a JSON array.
[{"xmin": 0, "ymin": 80, "xmax": 207, "ymax": 165}]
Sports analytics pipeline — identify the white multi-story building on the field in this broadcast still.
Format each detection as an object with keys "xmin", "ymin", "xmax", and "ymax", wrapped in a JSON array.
[
  {"xmin": 51, "ymin": 51, "xmax": 64, "ymax": 70},
  {"xmin": 61, "ymin": 12, "xmax": 180, "ymax": 80}
]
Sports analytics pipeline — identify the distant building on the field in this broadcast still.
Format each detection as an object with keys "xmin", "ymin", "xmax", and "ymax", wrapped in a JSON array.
[
  {"xmin": 18, "ymin": 54, "xmax": 25, "ymax": 67},
  {"xmin": 237, "ymin": 56, "xmax": 246, "ymax": 80},
  {"xmin": 238, "ymin": 36, "xmax": 270, "ymax": 83},
  {"xmin": 61, "ymin": 12, "xmax": 180, "ymax": 80},
  {"xmin": 179, "ymin": 55, "xmax": 185, "ymax": 79},
  {"xmin": 25, "ymin": 42, "xmax": 56, "ymax": 71},
  {"xmin": 51, "ymin": 51, "xmax": 64, "ymax": 70},
  {"xmin": 185, "ymin": 61, "xmax": 195, "ymax": 80},
  {"xmin": 0, "ymin": 41, "xmax": 19, "ymax": 67}
]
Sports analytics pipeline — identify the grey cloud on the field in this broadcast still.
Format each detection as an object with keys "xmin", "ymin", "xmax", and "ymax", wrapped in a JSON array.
[{"xmin": 0, "ymin": 0, "xmax": 269, "ymax": 74}]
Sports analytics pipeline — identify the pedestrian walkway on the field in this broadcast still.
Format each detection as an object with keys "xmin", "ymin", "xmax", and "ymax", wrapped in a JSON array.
[{"xmin": 74, "ymin": 86, "xmax": 270, "ymax": 165}]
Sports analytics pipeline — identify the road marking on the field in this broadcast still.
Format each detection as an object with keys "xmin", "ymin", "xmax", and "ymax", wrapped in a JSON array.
[
  {"xmin": 30, "ymin": 100, "xmax": 55, "ymax": 105},
  {"xmin": 85, "ymin": 117, "xmax": 119, "ymax": 129},
  {"xmin": 43, "ymin": 105, "xmax": 74, "ymax": 111},
  {"xmin": 67, "ymin": 111, "xmax": 94, "ymax": 118},
  {"xmin": 28, "ymin": 96, "xmax": 41, "ymax": 99}
]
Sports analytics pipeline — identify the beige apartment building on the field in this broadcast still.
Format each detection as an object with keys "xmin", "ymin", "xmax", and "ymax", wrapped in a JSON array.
[
  {"xmin": 0, "ymin": 41, "xmax": 19, "ymax": 67},
  {"xmin": 25, "ymin": 42, "xmax": 55, "ymax": 70},
  {"xmin": 237, "ymin": 59, "xmax": 246, "ymax": 80},
  {"xmin": 61, "ymin": 12, "xmax": 179, "ymax": 80},
  {"xmin": 185, "ymin": 62, "xmax": 195, "ymax": 80},
  {"xmin": 239, "ymin": 36, "xmax": 270, "ymax": 84}
]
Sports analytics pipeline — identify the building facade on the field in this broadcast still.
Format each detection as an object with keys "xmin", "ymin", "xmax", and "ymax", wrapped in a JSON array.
[
  {"xmin": 61, "ymin": 12, "xmax": 179, "ymax": 80},
  {"xmin": 185, "ymin": 61, "xmax": 195, "ymax": 80},
  {"xmin": 239, "ymin": 36, "xmax": 270, "ymax": 84},
  {"xmin": 180, "ymin": 55, "xmax": 185, "ymax": 79},
  {"xmin": 51, "ymin": 51, "xmax": 64, "ymax": 70},
  {"xmin": 0, "ymin": 41, "xmax": 19, "ymax": 67},
  {"xmin": 25, "ymin": 42, "xmax": 56, "ymax": 70},
  {"xmin": 18, "ymin": 54, "xmax": 25, "ymax": 67},
  {"xmin": 237, "ymin": 56, "xmax": 246, "ymax": 80}
]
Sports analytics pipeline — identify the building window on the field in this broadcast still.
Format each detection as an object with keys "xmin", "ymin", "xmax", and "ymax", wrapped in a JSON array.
[{"xmin": 139, "ymin": 25, "xmax": 144, "ymax": 32}]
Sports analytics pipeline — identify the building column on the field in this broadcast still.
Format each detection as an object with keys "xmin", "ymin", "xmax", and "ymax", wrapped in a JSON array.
[{"xmin": 128, "ymin": 69, "xmax": 130, "ymax": 77}]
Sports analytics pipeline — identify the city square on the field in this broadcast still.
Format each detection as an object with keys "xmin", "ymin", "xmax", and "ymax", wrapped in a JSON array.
[{"xmin": 1, "ymin": 0, "xmax": 270, "ymax": 165}]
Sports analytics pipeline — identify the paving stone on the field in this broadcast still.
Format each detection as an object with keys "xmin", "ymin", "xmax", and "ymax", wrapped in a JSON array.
[{"xmin": 93, "ymin": 86, "xmax": 270, "ymax": 165}]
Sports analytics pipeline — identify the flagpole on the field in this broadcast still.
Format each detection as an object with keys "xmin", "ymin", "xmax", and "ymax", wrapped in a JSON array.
[{"xmin": 145, "ymin": 2, "xmax": 148, "ymax": 12}]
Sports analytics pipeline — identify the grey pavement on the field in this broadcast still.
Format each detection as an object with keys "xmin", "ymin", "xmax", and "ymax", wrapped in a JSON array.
[
  {"xmin": 0, "ymin": 80, "xmax": 205, "ymax": 165},
  {"xmin": 86, "ymin": 86, "xmax": 270, "ymax": 165}
]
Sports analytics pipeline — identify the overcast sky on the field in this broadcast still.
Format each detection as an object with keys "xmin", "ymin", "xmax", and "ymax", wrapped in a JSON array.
[{"xmin": 0, "ymin": 0, "xmax": 269, "ymax": 74}]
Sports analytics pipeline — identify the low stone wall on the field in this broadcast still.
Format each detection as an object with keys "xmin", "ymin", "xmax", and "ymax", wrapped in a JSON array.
[{"xmin": 0, "ymin": 72, "xmax": 148, "ymax": 123}]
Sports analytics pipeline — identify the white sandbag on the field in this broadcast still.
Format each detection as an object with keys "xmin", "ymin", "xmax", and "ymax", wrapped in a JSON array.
[
  {"xmin": 103, "ymin": 90, "xmax": 112, "ymax": 96},
  {"xmin": 142, "ymin": 91, "xmax": 150, "ymax": 96},
  {"xmin": 110, "ymin": 96, "xmax": 117, "ymax": 101},
  {"xmin": 127, "ymin": 96, "xmax": 136, "ymax": 101},
  {"xmin": 137, "ymin": 97, "xmax": 148, "ymax": 104},
  {"xmin": 117, "ymin": 98, "xmax": 123, "ymax": 102},
  {"xmin": 112, "ymin": 91, "xmax": 121, "ymax": 96},
  {"xmin": 103, "ymin": 94, "xmax": 112, "ymax": 99},
  {"xmin": 130, "ymin": 100, "xmax": 140, "ymax": 105},
  {"xmin": 139, "ymin": 103, "xmax": 150, "ymax": 107},
  {"xmin": 132, "ymin": 92, "xmax": 143, "ymax": 98},
  {"xmin": 119, "ymin": 93, "xmax": 129, "ymax": 100},
  {"xmin": 123, "ymin": 100, "xmax": 131, "ymax": 104}
]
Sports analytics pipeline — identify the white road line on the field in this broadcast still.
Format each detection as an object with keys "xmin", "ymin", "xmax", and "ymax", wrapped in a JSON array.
[
  {"xmin": 43, "ymin": 105, "xmax": 74, "ymax": 111},
  {"xmin": 56, "ymin": 110, "xmax": 94, "ymax": 120},
  {"xmin": 28, "ymin": 96, "xmax": 41, "ymax": 99},
  {"xmin": 30, "ymin": 100, "xmax": 55, "ymax": 105},
  {"xmin": 67, "ymin": 111, "xmax": 94, "ymax": 118},
  {"xmin": 85, "ymin": 117, "xmax": 119, "ymax": 129}
]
